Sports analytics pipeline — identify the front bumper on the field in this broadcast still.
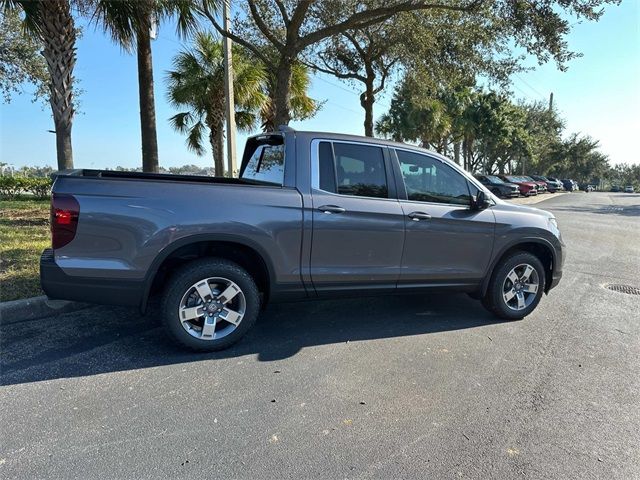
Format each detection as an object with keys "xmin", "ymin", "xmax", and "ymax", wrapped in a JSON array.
[
  {"xmin": 40, "ymin": 249, "xmax": 143, "ymax": 307},
  {"xmin": 548, "ymin": 238, "xmax": 565, "ymax": 292}
]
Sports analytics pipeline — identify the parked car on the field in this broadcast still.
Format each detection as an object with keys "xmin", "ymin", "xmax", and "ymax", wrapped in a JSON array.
[
  {"xmin": 610, "ymin": 185, "xmax": 622, "ymax": 192},
  {"xmin": 474, "ymin": 174, "xmax": 520, "ymax": 198},
  {"xmin": 561, "ymin": 179, "xmax": 578, "ymax": 191},
  {"xmin": 546, "ymin": 177, "xmax": 565, "ymax": 191},
  {"xmin": 500, "ymin": 175, "xmax": 538, "ymax": 196},
  {"xmin": 41, "ymin": 128, "xmax": 565, "ymax": 351},
  {"xmin": 530, "ymin": 175, "xmax": 561, "ymax": 193},
  {"xmin": 579, "ymin": 183, "xmax": 596, "ymax": 192},
  {"xmin": 522, "ymin": 176, "xmax": 548, "ymax": 193},
  {"xmin": 624, "ymin": 185, "xmax": 635, "ymax": 193}
]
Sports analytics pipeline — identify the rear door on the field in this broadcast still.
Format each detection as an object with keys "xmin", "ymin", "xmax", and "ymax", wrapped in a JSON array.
[
  {"xmin": 392, "ymin": 148, "xmax": 495, "ymax": 287},
  {"xmin": 309, "ymin": 140, "xmax": 404, "ymax": 294}
]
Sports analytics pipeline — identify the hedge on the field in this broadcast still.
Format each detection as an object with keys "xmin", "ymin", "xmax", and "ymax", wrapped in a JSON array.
[{"xmin": 0, "ymin": 176, "xmax": 52, "ymax": 199}]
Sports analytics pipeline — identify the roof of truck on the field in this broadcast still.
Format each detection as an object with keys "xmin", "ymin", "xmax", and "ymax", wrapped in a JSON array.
[{"xmin": 253, "ymin": 126, "xmax": 449, "ymax": 162}]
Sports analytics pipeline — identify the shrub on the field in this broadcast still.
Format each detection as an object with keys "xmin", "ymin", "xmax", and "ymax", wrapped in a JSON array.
[
  {"xmin": 0, "ymin": 175, "xmax": 52, "ymax": 199},
  {"xmin": 24, "ymin": 177, "xmax": 52, "ymax": 198},
  {"xmin": 0, "ymin": 176, "xmax": 24, "ymax": 198}
]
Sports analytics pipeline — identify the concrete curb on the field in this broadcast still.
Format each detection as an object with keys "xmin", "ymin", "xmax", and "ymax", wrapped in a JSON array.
[
  {"xmin": 508, "ymin": 191, "xmax": 572, "ymax": 206},
  {"xmin": 0, "ymin": 296, "xmax": 91, "ymax": 325}
]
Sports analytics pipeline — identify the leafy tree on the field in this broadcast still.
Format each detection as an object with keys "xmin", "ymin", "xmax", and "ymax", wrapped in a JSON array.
[
  {"xmin": 203, "ymin": 0, "xmax": 619, "ymax": 129},
  {"xmin": 2, "ymin": 0, "xmax": 79, "ymax": 170},
  {"xmin": 0, "ymin": 8, "xmax": 48, "ymax": 103},
  {"xmin": 307, "ymin": 2, "xmax": 404, "ymax": 137},
  {"xmin": 377, "ymin": 80, "xmax": 532, "ymax": 173},
  {"xmin": 520, "ymin": 101, "xmax": 565, "ymax": 173},
  {"xmin": 92, "ymin": 0, "xmax": 208, "ymax": 173},
  {"xmin": 201, "ymin": 0, "xmax": 484, "ymax": 127},
  {"xmin": 545, "ymin": 134, "xmax": 610, "ymax": 183},
  {"xmin": 608, "ymin": 163, "xmax": 640, "ymax": 189},
  {"xmin": 166, "ymin": 32, "xmax": 266, "ymax": 175}
]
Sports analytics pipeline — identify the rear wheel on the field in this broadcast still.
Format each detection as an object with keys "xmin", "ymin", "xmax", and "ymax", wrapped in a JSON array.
[
  {"xmin": 483, "ymin": 252, "xmax": 545, "ymax": 320},
  {"xmin": 161, "ymin": 258, "xmax": 260, "ymax": 351}
]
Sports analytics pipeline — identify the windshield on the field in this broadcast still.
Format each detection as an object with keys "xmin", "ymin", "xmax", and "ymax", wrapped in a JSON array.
[{"xmin": 486, "ymin": 175, "xmax": 504, "ymax": 183}]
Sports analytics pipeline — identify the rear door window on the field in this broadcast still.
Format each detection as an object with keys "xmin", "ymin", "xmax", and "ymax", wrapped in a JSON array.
[{"xmin": 317, "ymin": 141, "xmax": 388, "ymax": 199}]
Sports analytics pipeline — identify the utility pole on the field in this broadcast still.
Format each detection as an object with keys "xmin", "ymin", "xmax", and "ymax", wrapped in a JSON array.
[
  {"xmin": 549, "ymin": 92, "xmax": 554, "ymax": 111},
  {"xmin": 222, "ymin": 0, "xmax": 237, "ymax": 177}
]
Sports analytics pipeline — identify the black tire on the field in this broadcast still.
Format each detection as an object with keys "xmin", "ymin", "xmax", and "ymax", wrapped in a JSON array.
[
  {"xmin": 482, "ymin": 251, "xmax": 545, "ymax": 320},
  {"xmin": 161, "ymin": 258, "xmax": 260, "ymax": 351}
]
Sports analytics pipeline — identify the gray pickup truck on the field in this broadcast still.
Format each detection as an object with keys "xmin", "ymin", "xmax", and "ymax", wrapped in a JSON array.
[{"xmin": 41, "ymin": 127, "xmax": 564, "ymax": 351}]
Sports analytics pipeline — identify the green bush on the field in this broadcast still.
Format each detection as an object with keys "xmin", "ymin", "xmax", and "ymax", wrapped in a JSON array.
[
  {"xmin": 24, "ymin": 177, "xmax": 52, "ymax": 198},
  {"xmin": 0, "ymin": 175, "xmax": 52, "ymax": 199}
]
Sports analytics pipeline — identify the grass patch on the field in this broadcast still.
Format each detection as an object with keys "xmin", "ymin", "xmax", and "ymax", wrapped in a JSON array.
[{"xmin": 0, "ymin": 197, "xmax": 50, "ymax": 302}]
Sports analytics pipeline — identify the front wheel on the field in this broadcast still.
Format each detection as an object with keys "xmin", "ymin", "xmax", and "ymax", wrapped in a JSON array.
[
  {"xmin": 482, "ymin": 252, "xmax": 545, "ymax": 320},
  {"xmin": 161, "ymin": 258, "xmax": 260, "ymax": 351}
]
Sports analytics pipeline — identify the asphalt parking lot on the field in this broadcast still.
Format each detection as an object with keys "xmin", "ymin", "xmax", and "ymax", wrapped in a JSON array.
[{"xmin": 1, "ymin": 192, "xmax": 639, "ymax": 479}]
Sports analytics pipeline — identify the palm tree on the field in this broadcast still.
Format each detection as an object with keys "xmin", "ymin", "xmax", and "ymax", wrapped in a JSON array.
[
  {"xmin": 3, "ymin": 0, "xmax": 77, "ymax": 170},
  {"xmin": 166, "ymin": 32, "xmax": 265, "ymax": 176},
  {"xmin": 92, "ymin": 0, "xmax": 207, "ymax": 173}
]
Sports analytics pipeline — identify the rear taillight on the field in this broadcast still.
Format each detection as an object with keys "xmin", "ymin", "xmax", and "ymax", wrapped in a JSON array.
[{"xmin": 51, "ymin": 193, "xmax": 79, "ymax": 249}]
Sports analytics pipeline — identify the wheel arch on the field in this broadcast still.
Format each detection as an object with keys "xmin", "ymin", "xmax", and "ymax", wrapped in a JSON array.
[
  {"xmin": 140, "ymin": 234, "xmax": 276, "ymax": 312},
  {"xmin": 481, "ymin": 238, "xmax": 557, "ymax": 297}
]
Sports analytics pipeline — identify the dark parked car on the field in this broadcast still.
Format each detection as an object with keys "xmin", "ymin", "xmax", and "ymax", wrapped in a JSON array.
[
  {"xmin": 41, "ymin": 128, "xmax": 565, "ymax": 351},
  {"xmin": 530, "ymin": 175, "xmax": 561, "ymax": 193},
  {"xmin": 475, "ymin": 175, "xmax": 520, "ymax": 198},
  {"xmin": 610, "ymin": 185, "xmax": 621, "ymax": 192},
  {"xmin": 546, "ymin": 177, "xmax": 565, "ymax": 191},
  {"xmin": 561, "ymin": 179, "xmax": 578, "ymax": 191},
  {"xmin": 500, "ymin": 175, "xmax": 538, "ymax": 196}
]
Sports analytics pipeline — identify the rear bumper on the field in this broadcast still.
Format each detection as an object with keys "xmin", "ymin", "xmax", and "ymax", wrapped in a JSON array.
[{"xmin": 40, "ymin": 249, "xmax": 143, "ymax": 307}]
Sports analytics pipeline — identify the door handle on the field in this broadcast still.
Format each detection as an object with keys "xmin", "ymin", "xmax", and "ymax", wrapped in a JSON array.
[
  {"xmin": 408, "ymin": 211, "xmax": 431, "ymax": 221},
  {"xmin": 318, "ymin": 205, "xmax": 346, "ymax": 214}
]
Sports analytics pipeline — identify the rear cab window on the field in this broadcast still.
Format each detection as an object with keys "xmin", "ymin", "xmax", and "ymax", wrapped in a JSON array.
[{"xmin": 240, "ymin": 135, "xmax": 285, "ymax": 185}]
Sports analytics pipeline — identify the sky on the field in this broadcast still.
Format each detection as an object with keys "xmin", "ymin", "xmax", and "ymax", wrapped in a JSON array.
[{"xmin": 1, "ymin": 1, "xmax": 638, "ymax": 170}]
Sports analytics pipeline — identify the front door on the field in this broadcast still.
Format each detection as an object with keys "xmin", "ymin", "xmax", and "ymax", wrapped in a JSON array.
[
  {"xmin": 393, "ymin": 149, "xmax": 495, "ymax": 287},
  {"xmin": 310, "ymin": 140, "xmax": 405, "ymax": 294}
]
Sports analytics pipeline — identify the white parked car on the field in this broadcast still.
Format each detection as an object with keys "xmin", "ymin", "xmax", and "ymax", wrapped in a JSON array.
[{"xmin": 624, "ymin": 185, "xmax": 635, "ymax": 193}]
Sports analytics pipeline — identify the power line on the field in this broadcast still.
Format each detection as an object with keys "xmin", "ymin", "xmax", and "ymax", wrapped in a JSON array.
[
  {"xmin": 314, "ymin": 74, "xmax": 392, "ymax": 110},
  {"xmin": 513, "ymin": 73, "xmax": 546, "ymax": 101}
]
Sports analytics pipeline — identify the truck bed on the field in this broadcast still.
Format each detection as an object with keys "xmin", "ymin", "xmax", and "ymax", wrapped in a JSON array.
[{"xmin": 55, "ymin": 169, "xmax": 258, "ymax": 186}]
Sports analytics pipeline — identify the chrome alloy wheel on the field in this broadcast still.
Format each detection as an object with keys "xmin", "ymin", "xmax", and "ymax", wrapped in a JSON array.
[
  {"xmin": 502, "ymin": 263, "xmax": 539, "ymax": 311},
  {"xmin": 178, "ymin": 277, "xmax": 246, "ymax": 340}
]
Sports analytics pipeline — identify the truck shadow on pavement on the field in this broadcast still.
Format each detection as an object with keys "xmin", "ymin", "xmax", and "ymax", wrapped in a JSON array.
[{"xmin": 1, "ymin": 294, "xmax": 504, "ymax": 387}]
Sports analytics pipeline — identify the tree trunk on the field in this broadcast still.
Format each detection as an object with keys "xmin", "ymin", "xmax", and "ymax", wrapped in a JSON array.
[
  {"xmin": 214, "ymin": 124, "xmax": 225, "ymax": 177},
  {"xmin": 40, "ymin": 0, "xmax": 76, "ymax": 170},
  {"xmin": 272, "ymin": 57, "xmax": 293, "ymax": 127},
  {"xmin": 360, "ymin": 80, "xmax": 375, "ymax": 137},
  {"xmin": 453, "ymin": 141, "xmax": 461, "ymax": 166},
  {"xmin": 136, "ymin": 22, "xmax": 159, "ymax": 173}
]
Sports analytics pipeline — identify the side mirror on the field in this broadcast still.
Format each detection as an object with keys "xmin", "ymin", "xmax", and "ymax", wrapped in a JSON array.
[{"xmin": 471, "ymin": 190, "xmax": 491, "ymax": 210}]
